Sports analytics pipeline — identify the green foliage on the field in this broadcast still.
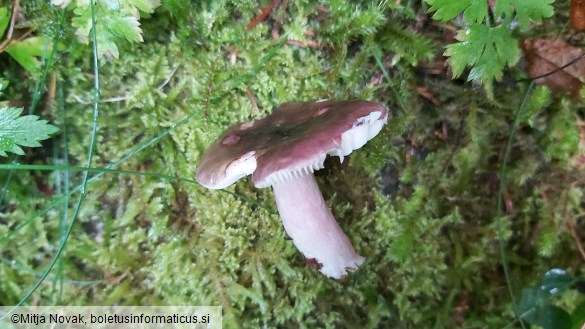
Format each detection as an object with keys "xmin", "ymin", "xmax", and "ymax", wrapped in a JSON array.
[
  {"xmin": 494, "ymin": 0, "xmax": 555, "ymax": 30},
  {"xmin": 425, "ymin": 0, "xmax": 554, "ymax": 93},
  {"xmin": 0, "ymin": 107, "xmax": 58, "ymax": 156},
  {"xmin": 445, "ymin": 24, "xmax": 519, "ymax": 85},
  {"xmin": 0, "ymin": 7, "xmax": 9, "ymax": 37},
  {"xmin": 518, "ymin": 269, "xmax": 578, "ymax": 329},
  {"xmin": 572, "ymin": 300, "xmax": 585, "ymax": 329},
  {"xmin": 427, "ymin": 0, "xmax": 554, "ymax": 29},
  {"xmin": 66, "ymin": 0, "xmax": 161, "ymax": 59},
  {"xmin": 376, "ymin": 22, "xmax": 435, "ymax": 66},
  {"xmin": 323, "ymin": 0, "xmax": 387, "ymax": 41},
  {"xmin": 1, "ymin": 5, "xmax": 54, "ymax": 73},
  {"xmin": 4, "ymin": 36, "xmax": 50, "ymax": 73},
  {"xmin": 388, "ymin": 186, "xmax": 429, "ymax": 260},
  {"xmin": 0, "ymin": 78, "xmax": 7, "ymax": 97},
  {"xmin": 542, "ymin": 100, "xmax": 580, "ymax": 164},
  {"xmin": 427, "ymin": 0, "xmax": 488, "ymax": 23},
  {"xmin": 520, "ymin": 85, "xmax": 551, "ymax": 127},
  {"xmin": 0, "ymin": 1, "xmax": 583, "ymax": 328}
]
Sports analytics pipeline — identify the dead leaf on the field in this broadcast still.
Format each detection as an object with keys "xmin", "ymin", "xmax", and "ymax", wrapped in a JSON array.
[
  {"xmin": 522, "ymin": 38, "xmax": 585, "ymax": 95},
  {"xmin": 571, "ymin": 0, "xmax": 585, "ymax": 30},
  {"xmin": 416, "ymin": 86, "xmax": 442, "ymax": 105}
]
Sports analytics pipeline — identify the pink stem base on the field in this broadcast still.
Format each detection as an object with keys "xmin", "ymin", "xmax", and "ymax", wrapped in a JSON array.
[{"xmin": 272, "ymin": 174, "xmax": 364, "ymax": 279}]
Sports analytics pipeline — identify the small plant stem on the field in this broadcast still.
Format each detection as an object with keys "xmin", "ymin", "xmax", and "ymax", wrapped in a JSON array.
[
  {"xmin": 0, "ymin": 1, "xmax": 101, "ymax": 314},
  {"xmin": 496, "ymin": 82, "xmax": 534, "ymax": 329}
]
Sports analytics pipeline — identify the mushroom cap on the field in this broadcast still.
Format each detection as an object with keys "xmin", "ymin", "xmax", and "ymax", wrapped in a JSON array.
[{"xmin": 196, "ymin": 100, "xmax": 388, "ymax": 189}]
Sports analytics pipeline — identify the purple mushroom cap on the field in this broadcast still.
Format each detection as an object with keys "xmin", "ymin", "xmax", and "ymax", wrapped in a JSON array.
[
  {"xmin": 196, "ymin": 99, "xmax": 388, "ymax": 279},
  {"xmin": 197, "ymin": 100, "xmax": 388, "ymax": 189}
]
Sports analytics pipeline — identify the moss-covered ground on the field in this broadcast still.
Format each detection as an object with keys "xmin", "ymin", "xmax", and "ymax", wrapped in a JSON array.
[{"xmin": 0, "ymin": 0, "xmax": 584, "ymax": 328}]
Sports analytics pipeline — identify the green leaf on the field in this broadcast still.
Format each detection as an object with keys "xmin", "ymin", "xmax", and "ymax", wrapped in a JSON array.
[
  {"xmin": 518, "ymin": 290, "xmax": 572, "ymax": 329},
  {"xmin": 121, "ymin": 0, "xmax": 161, "ymax": 14},
  {"xmin": 444, "ymin": 24, "xmax": 520, "ymax": 84},
  {"xmin": 426, "ymin": 0, "xmax": 488, "ymax": 23},
  {"xmin": 518, "ymin": 287, "xmax": 538, "ymax": 325},
  {"xmin": 518, "ymin": 270, "xmax": 575, "ymax": 329},
  {"xmin": 425, "ymin": 0, "xmax": 554, "ymax": 90},
  {"xmin": 571, "ymin": 300, "xmax": 585, "ymax": 329},
  {"xmin": 537, "ymin": 305, "xmax": 572, "ymax": 329},
  {"xmin": 106, "ymin": 14, "xmax": 143, "ymax": 43},
  {"xmin": 494, "ymin": 0, "xmax": 555, "ymax": 30},
  {"xmin": 95, "ymin": 27, "xmax": 121, "ymax": 59},
  {"xmin": 71, "ymin": 0, "xmax": 161, "ymax": 59},
  {"xmin": 427, "ymin": 0, "xmax": 554, "ymax": 28},
  {"xmin": 539, "ymin": 268, "xmax": 574, "ymax": 298},
  {"xmin": 0, "ymin": 107, "xmax": 59, "ymax": 156},
  {"xmin": 462, "ymin": 0, "xmax": 488, "ymax": 23},
  {"xmin": 0, "ymin": 7, "xmax": 9, "ymax": 37},
  {"xmin": 426, "ymin": 0, "xmax": 469, "ymax": 22},
  {"xmin": 4, "ymin": 36, "xmax": 49, "ymax": 73}
]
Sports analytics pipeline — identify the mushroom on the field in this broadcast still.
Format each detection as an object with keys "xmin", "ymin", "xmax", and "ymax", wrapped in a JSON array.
[{"xmin": 196, "ymin": 100, "xmax": 388, "ymax": 279}]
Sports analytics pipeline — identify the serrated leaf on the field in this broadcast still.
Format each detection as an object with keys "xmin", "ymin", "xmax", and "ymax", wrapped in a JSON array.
[
  {"xmin": 445, "ymin": 24, "xmax": 520, "ymax": 84},
  {"xmin": 494, "ymin": 0, "xmax": 555, "ymax": 30},
  {"xmin": 427, "ymin": 0, "xmax": 554, "ymax": 28},
  {"xmin": 106, "ymin": 15, "xmax": 143, "ymax": 43},
  {"xmin": 462, "ymin": 0, "xmax": 488, "ymax": 24},
  {"xmin": 4, "ymin": 36, "xmax": 50, "ymax": 72},
  {"xmin": 122, "ymin": 0, "xmax": 161, "ymax": 14},
  {"xmin": 72, "ymin": 3, "xmax": 91, "ymax": 44},
  {"xmin": 71, "ymin": 0, "xmax": 161, "ymax": 59},
  {"xmin": 0, "ymin": 107, "xmax": 59, "ymax": 156},
  {"xmin": 0, "ymin": 7, "xmax": 9, "ymax": 37},
  {"xmin": 426, "ymin": 0, "xmax": 469, "ymax": 22},
  {"xmin": 95, "ymin": 28, "xmax": 120, "ymax": 59},
  {"xmin": 426, "ymin": 0, "xmax": 488, "ymax": 23}
]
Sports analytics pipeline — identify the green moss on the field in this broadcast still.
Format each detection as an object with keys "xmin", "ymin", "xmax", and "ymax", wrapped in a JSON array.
[{"xmin": 1, "ymin": 0, "xmax": 583, "ymax": 328}]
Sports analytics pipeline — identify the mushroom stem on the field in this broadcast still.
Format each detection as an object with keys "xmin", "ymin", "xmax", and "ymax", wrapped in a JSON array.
[{"xmin": 271, "ymin": 174, "xmax": 364, "ymax": 279}]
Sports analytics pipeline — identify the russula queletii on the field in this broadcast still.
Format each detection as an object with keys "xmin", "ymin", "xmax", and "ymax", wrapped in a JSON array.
[{"xmin": 196, "ymin": 100, "xmax": 388, "ymax": 279}]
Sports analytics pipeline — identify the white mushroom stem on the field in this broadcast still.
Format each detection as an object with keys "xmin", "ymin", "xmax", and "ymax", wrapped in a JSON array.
[{"xmin": 271, "ymin": 173, "xmax": 364, "ymax": 279}]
